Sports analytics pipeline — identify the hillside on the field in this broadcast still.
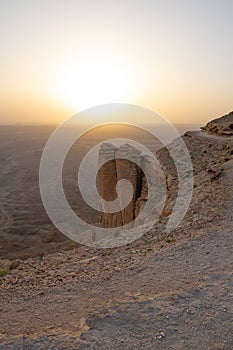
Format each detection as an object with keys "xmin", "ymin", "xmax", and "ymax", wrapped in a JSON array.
[{"xmin": 0, "ymin": 114, "xmax": 233, "ymax": 349}]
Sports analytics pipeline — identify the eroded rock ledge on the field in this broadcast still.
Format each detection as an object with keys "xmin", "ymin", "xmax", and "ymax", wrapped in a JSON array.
[
  {"xmin": 98, "ymin": 143, "xmax": 148, "ymax": 228},
  {"xmin": 201, "ymin": 111, "xmax": 233, "ymax": 136}
]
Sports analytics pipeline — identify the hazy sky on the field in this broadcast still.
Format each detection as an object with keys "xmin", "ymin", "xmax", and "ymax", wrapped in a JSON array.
[{"xmin": 1, "ymin": 0, "xmax": 233, "ymax": 125}]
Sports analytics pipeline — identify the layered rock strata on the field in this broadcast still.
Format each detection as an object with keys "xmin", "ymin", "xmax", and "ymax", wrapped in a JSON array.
[
  {"xmin": 98, "ymin": 143, "xmax": 166, "ymax": 228},
  {"xmin": 98, "ymin": 143, "xmax": 147, "ymax": 228}
]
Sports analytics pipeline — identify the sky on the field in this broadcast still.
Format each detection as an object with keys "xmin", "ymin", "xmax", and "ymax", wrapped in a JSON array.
[{"xmin": 0, "ymin": 0, "xmax": 233, "ymax": 125}]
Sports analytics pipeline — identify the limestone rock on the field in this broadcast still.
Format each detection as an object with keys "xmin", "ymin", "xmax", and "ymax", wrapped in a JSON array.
[
  {"xmin": 98, "ymin": 143, "xmax": 123, "ymax": 228},
  {"xmin": 201, "ymin": 111, "xmax": 233, "ymax": 136},
  {"xmin": 97, "ymin": 142, "xmax": 169, "ymax": 229},
  {"xmin": 98, "ymin": 143, "xmax": 148, "ymax": 228}
]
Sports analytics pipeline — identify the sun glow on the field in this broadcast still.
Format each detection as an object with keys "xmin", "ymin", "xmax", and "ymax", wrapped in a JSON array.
[{"xmin": 55, "ymin": 55, "xmax": 136, "ymax": 111}]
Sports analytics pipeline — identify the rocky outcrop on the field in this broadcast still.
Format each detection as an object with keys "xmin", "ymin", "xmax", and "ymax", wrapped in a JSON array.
[
  {"xmin": 98, "ymin": 143, "xmax": 149, "ymax": 228},
  {"xmin": 97, "ymin": 143, "xmax": 169, "ymax": 229},
  {"xmin": 201, "ymin": 111, "xmax": 233, "ymax": 136}
]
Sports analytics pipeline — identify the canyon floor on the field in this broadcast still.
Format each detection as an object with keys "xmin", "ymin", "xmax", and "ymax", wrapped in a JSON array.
[{"xmin": 0, "ymin": 126, "xmax": 233, "ymax": 349}]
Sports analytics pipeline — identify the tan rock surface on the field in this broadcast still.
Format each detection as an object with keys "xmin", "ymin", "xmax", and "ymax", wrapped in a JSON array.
[
  {"xmin": 98, "ymin": 143, "xmax": 149, "ymax": 228},
  {"xmin": 201, "ymin": 111, "xmax": 233, "ymax": 135}
]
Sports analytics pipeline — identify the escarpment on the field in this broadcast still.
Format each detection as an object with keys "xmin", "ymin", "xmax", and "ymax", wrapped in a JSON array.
[
  {"xmin": 97, "ymin": 143, "xmax": 168, "ymax": 228},
  {"xmin": 97, "ymin": 111, "xmax": 233, "ymax": 231}
]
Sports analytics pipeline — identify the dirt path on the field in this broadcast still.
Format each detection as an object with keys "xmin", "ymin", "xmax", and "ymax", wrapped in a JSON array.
[
  {"xmin": 0, "ymin": 133, "xmax": 232, "ymax": 349},
  {"xmin": 186, "ymin": 130, "xmax": 233, "ymax": 141}
]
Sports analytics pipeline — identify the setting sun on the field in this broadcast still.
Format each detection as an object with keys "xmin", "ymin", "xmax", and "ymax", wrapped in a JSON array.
[
  {"xmin": 54, "ymin": 55, "xmax": 136, "ymax": 111},
  {"xmin": 0, "ymin": 0, "xmax": 233, "ymax": 125}
]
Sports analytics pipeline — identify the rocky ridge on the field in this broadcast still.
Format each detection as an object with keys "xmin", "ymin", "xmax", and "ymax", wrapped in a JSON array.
[{"xmin": 201, "ymin": 111, "xmax": 233, "ymax": 135}]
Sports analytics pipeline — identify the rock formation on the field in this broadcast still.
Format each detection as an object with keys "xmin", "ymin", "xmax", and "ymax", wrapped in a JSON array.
[
  {"xmin": 97, "ymin": 142, "xmax": 168, "ymax": 229},
  {"xmin": 201, "ymin": 111, "xmax": 233, "ymax": 136},
  {"xmin": 98, "ymin": 143, "xmax": 148, "ymax": 228}
]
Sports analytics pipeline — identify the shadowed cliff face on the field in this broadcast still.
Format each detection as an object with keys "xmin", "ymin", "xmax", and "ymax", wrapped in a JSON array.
[{"xmin": 97, "ymin": 143, "xmax": 148, "ymax": 228}]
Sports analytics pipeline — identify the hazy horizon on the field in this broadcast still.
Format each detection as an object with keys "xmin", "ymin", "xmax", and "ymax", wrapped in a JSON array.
[{"xmin": 0, "ymin": 120, "xmax": 202, "ymax": 131}]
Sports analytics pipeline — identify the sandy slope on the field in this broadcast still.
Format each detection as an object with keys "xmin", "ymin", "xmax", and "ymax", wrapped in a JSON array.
[{"xmin": 0, "ymin": 132, "xmax": 233, "ymax": 349}]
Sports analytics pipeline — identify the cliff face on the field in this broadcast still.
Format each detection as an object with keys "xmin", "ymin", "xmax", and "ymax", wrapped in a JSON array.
[
  {"xmin": 97, "ymin": 142, "xmax": 171, "ymax": 229},
  {"xmin": 98, "ymin": 143, "xmax": 148, "ymax": 228},
  {"xmin": 201, "ymin": 111, "xmax": 233, "ymax": 135},
  {"xmin": 98, "ymin": 143, "xmax": 151, "ymax": 228}
]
